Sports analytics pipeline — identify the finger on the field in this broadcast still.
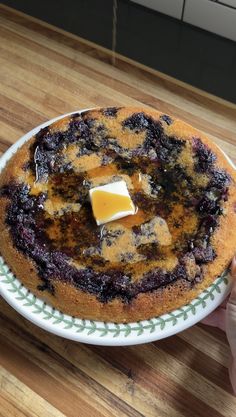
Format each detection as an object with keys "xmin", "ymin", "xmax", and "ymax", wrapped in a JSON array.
[
  {"xmin": 223, "ymin": 257, "xmax": 236, "ymax": 380},
  {"xmin": 230, "ymin": 256, "xmax": 236, "ymax": 279},
  {"xmin": 229, "ymin": 256, "xmax": 236, "ymax": 306},
  {"xmin": 221, "ymin": 297, "xmax": 229, "ymax": 309},
  {"xmin": 229, "ymin": 284, "xmax": 236, "ymax": 307},
  {"xmin": 201, "ymin": 307, "xmax": 226, "ymax": 331},
  {"xmin": 226, "ymin": 297, "xmax": 236, "ymax": 359}
]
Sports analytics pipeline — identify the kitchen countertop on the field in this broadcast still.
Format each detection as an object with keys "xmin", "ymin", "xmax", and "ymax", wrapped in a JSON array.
[{"xmin": 0, "ymin": 4, "xmax": 236, "ymax": 417}]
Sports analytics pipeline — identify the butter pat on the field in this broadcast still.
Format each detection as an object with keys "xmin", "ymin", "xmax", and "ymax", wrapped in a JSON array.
[{"xmin": 89, "ymin": 180, "xmax": 135, "ymax": 225}]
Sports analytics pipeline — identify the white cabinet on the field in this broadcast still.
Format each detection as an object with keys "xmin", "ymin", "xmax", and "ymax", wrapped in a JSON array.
[
  {"xmin": 131, "ymin": 0, "xmax": 236, "ymax": 41},
  {"xmin": 183, "ymin": 0, "xmax": 236, "ymax": 42},
  {"xmin": 131, "ymin": 0, "xmax": 184, "ymax": 19}
]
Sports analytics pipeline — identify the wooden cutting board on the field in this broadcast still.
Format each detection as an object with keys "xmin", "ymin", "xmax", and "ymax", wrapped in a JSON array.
[{"xmin": 0, "ymin": 5, "xmax": 236, "ymax": 417}]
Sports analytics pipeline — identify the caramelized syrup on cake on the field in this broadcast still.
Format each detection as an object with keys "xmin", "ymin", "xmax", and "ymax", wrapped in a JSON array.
[{"xmin": 25, "ymin": 146, "xmax": 202, "ymax": 281}]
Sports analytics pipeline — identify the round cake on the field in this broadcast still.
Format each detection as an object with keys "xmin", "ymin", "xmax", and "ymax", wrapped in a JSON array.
[{"xmin": 0, "ymin": 107, "xmax": 236, "ymax": 322}]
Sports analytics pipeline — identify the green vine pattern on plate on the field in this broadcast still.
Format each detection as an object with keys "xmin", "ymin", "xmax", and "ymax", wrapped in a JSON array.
[{"xmin": 0, "ymin": 256, "xmax": 229, "ymax": 338}]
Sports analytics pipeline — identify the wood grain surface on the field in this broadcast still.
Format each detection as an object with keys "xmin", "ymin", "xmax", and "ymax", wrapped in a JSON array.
[{"xmin": 0, "ymin": 4, "xmax": 236, "ymax": 417}]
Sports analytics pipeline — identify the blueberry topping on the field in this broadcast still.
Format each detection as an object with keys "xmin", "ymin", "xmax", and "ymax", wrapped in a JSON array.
[
  {"xmin": 160, "ymin": 114, "xmax": 173, "ymax": 125},
  {"xmin": 193, "ymin": 137, "xmax": 216, "ymax": 172},
  {"xmin": 209, "ymin": 168, "xmax": 231, "ymax": 189},
  {"xmin": 102, "ymin": 107, "xmax": 120, "ymax": 117},
  {"xmin": 123, "ymin": 112, "xmax": 150, "ymax": 132},
  {"xmin": 193, "ymin": 246, "xmax": 216, "ymax": 264}
]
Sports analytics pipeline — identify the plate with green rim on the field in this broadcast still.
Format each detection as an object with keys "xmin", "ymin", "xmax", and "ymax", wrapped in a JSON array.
[{"xmin": 0, "ymin": 110, "xmax": 234, "ymax": 346}]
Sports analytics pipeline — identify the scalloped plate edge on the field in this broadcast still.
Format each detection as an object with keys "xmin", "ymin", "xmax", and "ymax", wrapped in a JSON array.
[{"xmin": 0, "ymin": 109, "xmax": 235, "ymax": 346}]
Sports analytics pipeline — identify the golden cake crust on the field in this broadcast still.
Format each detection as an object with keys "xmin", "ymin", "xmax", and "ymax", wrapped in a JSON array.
[{"xmin": 0, "ymin": 107, "xmax": 236, "ymax": 323}]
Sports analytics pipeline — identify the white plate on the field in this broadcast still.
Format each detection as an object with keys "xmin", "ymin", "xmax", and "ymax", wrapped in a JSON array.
[{"xmin": 0, "ymin": 110, "xmax": 235, "ymax": 346}]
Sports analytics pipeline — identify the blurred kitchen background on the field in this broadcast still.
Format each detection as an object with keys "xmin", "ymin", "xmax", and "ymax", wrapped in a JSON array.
[{"xmin": 2, "ymin": 0, "xmax": 236, "ymax": 103}]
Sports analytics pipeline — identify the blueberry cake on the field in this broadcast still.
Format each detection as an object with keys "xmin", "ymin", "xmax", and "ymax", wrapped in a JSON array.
[{"xmin": 0, "ymin": 107, "xmax": 236, "ymax": 322}]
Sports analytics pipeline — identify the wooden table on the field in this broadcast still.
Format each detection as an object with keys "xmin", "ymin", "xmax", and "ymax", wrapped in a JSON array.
[{"xmin": 0, "ymin": 5, "xmax": 236, "ymax": 417}]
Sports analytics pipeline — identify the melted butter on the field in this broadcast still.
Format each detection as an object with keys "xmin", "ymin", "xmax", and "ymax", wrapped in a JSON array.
[
  {"xmin": 88, "ymin": 163, "xmax": 136, "ymax": 190},
  {"xmin": 26, "ymin": 172, "xmax": 47, "ymax": 195},
  {"xmin": 116, "ymin": 208, "xmax": 146, "ymax": 228},
  {"xmin": 88, "ymin": 164, "xmax": 118, "ymax": 178},
  {"xmin": 90, "ymin": 174, "xmax": 134, "ymax": 190},
  {"xmin": 131, "ymin": 172, "xmax": 142, "ymax": 191},
  {"xmin": 91, "ymin": 190, "xmax": 134, "ymax": 223}
]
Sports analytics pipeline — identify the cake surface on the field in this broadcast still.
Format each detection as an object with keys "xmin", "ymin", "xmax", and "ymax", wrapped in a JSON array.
[{"xmin": 0, "ymin": 106, "xmax": 236, "ymax": 322}]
